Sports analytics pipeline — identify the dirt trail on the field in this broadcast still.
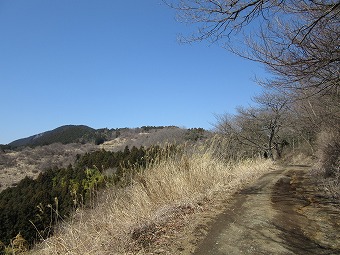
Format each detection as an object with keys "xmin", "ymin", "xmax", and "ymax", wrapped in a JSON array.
[{"xmin": 192, "ymin": 165, "xmax": 340, "ymax": 255}]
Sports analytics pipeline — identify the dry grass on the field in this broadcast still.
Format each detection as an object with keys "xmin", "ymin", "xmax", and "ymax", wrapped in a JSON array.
[
  {"xmin": 30, "ymin": 142, "xmax": 274, "ymax": 255},
  {"xmin": 312, "ymin": 131, "xmax": 340, "ymax": 200},
  {"xmin": 316, "ymin": 131, "xmax": 340, "ymax": 176}
]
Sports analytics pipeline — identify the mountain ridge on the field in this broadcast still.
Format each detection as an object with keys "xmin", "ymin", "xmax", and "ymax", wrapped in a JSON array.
[
  {"xmin": 6, "ymin": 125, "xmax": 198, "ymax": 149},
  {"xmin": 8, "ymin": 125, "xmax": 97, "ymax": 148}
]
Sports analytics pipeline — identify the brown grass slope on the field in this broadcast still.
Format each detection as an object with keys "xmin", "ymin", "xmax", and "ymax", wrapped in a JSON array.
[{"xmin": 30, "ymin": 142, "xmax": 274, "ymax": 255}]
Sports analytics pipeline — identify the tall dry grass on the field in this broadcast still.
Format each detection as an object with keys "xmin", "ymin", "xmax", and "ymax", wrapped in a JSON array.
[
  {"xmin": 314, "ymin": 131, "xmax": 340, "ymax": 200},
  {"xmin": 30, "ymin": 141, "xmax": 274, "ymax": 255}
]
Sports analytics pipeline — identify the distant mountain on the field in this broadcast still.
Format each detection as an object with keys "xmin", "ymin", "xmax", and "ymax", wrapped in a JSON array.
[
  {"xmin": 9, "ymin": 125, "xmax": 98, "ymax": 148},
  {"xmin": 7, "ymin": 125, "xmax": 210, "ymax": 149}
]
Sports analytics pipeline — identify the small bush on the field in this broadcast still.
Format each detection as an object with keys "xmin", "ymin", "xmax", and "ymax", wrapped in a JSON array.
[
  {"xmin": 94, "ymin": 137, "xmax": 106, "ymax": 145},
  {"xmin": 11, "ymin": 233, "xmax": 29, "ymax": 254},
  {"xmin": 0, "ymin": 240, "xmax": 5, "ymax": 255},
  {"xmin": 323, "ymin": 171, "xmax": 340, "ymax": 201}
]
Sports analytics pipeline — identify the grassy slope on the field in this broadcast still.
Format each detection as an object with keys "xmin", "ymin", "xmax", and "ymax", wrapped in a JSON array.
[{"xmin": 30, "ymin": 143, "xmax": 274, "ymax": 255}]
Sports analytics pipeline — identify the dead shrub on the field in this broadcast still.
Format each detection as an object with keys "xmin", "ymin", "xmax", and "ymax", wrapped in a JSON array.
[
  {"xmin": 317, "ymin": 131, "xmax": 340, "ymax": 177},
  {"xmin": 323, "ymin": 172, "xmax": 340, "ymax": 201}
]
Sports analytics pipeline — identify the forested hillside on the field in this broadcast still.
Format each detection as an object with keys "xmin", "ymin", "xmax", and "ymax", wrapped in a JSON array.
[
  {"xmin": 8, "ymin": 125, "xmax": 108, "ymax": 148},
  {"xmin": 0, "ymin": 126, "xmax": 209, "ymax": 193}
]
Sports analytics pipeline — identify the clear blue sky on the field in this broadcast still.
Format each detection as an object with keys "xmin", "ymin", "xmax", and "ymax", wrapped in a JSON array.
[{"xmin": 0, "ymin": 0, "xmax": 265, "ymax": 144}]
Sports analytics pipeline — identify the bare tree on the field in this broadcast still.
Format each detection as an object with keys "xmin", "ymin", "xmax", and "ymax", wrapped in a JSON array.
[
  {"xmin": 166, "ymin": 1, "xmax": 340, "ymax": 94},
  {"xmin": 168, "ymin": 0, "xmax": 339, "ymax": 149},
  {"xmin": 167, "ymin": 0, "xmax": 340, "ymax": 177},
  {"xmin": 215, "ymin": 92, "xmax": 289, "ymax": 159}
]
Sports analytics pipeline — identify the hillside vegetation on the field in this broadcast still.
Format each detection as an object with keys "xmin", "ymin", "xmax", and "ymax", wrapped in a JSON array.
[
  {"xmin": 0, "ymin": 126, "xmax": 211, "ymax": 253},
  {"xmin": 0, "ymin": 143, "xmax": 96, "ymax": 192},
  {"xmin": 0, "ymin": 120, "xmax": 338, "ymax": 254},
  {"xmin": 0, "ymin": 126, "xmax": 207, "ymax": 192},
  {"xmin": 28, "ymin": 139, "xmax": 274, "ymax": 255},
  {"xmin": 0, "ymin": 145, "xmax": 167, "ymax": 248}
]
